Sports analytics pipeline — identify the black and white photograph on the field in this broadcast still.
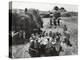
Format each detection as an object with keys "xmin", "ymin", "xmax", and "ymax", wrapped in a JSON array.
[{"xmin": 9, "ymin": 1, "xmax": 78, "ymax": 58}]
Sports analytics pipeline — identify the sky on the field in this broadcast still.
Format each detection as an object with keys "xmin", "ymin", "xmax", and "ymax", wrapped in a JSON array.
[{"xmin": 12, "ymin": 1, "xmax": 78, "ymax": 12}]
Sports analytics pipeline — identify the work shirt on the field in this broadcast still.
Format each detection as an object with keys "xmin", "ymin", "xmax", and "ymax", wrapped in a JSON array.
[{"xmin": 40, "ymin": 37, "xmax": 48, "ymax": 45}]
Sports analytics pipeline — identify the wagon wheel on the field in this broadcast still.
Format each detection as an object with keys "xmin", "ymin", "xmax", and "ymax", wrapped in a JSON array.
[{"xmin": 29, "ymin": 47, "xmax": 40, "ymax": 57}]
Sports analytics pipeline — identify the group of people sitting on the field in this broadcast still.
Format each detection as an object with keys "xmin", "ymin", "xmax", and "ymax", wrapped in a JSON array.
[
  {"xmin": 28, "ymin": 28, "xmax": 72, "ymax": 57},
  {"xmin": 28, "ymin": 6, "xmax": 72, "ymax": 57}
]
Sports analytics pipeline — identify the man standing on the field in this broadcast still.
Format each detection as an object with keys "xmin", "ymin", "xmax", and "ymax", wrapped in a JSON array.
[{"xmin": 52, "ymin": 6, "xmax": 61, "ymax": 27}]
